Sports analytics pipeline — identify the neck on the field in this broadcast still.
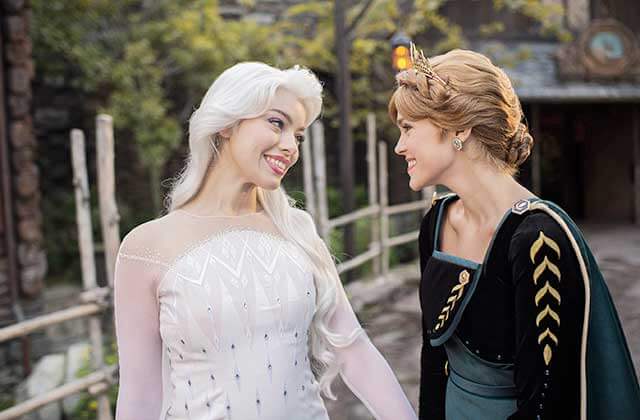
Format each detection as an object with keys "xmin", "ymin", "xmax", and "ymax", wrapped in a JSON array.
[
  {"xmin": 441, "ymin": 160, "xmax": 534, "ymax": 227},
  {"xmin": 182, "ymin": 151, "xmax": 261, "ymax": 216}
]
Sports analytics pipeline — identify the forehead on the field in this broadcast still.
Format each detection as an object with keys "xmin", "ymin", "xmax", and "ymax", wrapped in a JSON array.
[
  {"xmin": 270, "ymin": 88, "xmax": 307, "ymax": 127},
  {"xmin": 396, "ymin": 110, "xmax": 408, "ymax": 122}
]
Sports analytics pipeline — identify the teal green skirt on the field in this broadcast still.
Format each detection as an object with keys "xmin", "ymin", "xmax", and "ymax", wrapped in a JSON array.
[{"xmin": 444, "ymin": 335, "xmax": 517, "ymax": 420}]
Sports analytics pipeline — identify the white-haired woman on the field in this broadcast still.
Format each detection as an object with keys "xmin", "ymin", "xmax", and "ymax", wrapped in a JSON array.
[{"xmin": 113, "ymin": 62, "xmax": 417, "ymax": 420}]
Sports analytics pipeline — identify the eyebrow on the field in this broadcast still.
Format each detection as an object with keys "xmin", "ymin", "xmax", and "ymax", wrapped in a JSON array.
[{"xmin": 270, "ymin": 109, "xmax": 305, "ymax": 131}]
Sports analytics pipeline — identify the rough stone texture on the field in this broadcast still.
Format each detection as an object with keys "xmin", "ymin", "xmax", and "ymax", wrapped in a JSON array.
[
  {"xmin": 62, "ymin": 342, "xmax": 91, "ymax": 415},
  {"xmin": 14, "ymin": 353, "xmax": 65, "ymax": 420},
  {"xmin": 1, "ymin": 1, "xmax": 44, "ymax": 393}
]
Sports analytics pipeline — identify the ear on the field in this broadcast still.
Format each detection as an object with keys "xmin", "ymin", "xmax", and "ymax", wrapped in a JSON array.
[
  {"xmin": 219, "ymin": 126, "xmax": 233, "ymax": 140},
  {"xmin": 455, "ymin": 127, "xmax": 472, "ymax": 143}
]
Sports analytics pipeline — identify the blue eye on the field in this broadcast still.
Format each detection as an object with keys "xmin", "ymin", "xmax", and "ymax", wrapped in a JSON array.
[{"xmin": 269, "ymin": 118, "xmax": 284, "ymax": 129}]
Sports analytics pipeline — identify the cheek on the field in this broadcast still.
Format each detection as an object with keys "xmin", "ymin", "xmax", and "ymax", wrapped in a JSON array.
[{"xmin": 413, "ymin": 137, "xmax": 453, "ymax": 174}]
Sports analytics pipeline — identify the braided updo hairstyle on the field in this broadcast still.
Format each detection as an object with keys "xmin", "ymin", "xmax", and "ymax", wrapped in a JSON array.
[{"xmin": 388, "ymin": 49, "xmax": 533, "ymax": 175}]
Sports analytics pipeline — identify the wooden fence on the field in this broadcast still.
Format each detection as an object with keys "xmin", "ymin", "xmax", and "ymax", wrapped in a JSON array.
[
  {"xmin": 0, "ymin": 112, "xmax": 433, "ymax": 419},
  {"xmin": 0, "ymin": 116, "xmax": 118, "ymax": 420},
  {"xmin": 304, "ymin": 112, "xmax": 434, "ymax": 277}
]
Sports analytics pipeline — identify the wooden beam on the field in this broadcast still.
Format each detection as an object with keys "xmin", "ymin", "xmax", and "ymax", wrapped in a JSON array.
[
  {"xmin": 0, "ymin": 365, "xmax": 117, "ymax": 420},
  {"xmin": 96, "ymin": 115, "xmax": 120, "ymax": 288},
  {"xmin": 301, "ymin": 127, "xmax": 316, "ymax": 222},
  {"xmin": 311, "ymin": 121, "xmax": 329, "ymax": 239},
  {"xmin": 0, "ymin": 303, "xmax": 103, "ymax": 343},
  {"xmin": 378, "ymin": 141, "xmax": 389, "ymax": 277},
  {"xmin": 366, "ymin": 113, "xmax": 381, "ymax": 275},
  {"xmin": 633, "ymin": 104, "xmax": 640, "ymax": 225},
  {"xmin": 71, "ymin": 128, "xmax": 112, "ymax": 420}
]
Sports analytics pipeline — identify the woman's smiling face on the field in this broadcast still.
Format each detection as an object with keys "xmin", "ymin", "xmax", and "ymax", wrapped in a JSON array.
[
  {"xmin": 223, "ymin": 88, "xmax": 307, "ymax": 190},
  {"xmin": 393, "ymin": 111, "xmax": 457, "ymax": 191}
]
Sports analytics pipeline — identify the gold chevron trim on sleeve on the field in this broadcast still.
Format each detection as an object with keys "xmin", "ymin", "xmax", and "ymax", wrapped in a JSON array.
[
  {"xmin": 434, "ymin": 270, "xmax": 470, "ymax": 331},
  {"xmin": 536, "ymin": 305, "xmax": 560, "ymax": 327},
  {"xmin": 537, "ymin": 328, "xmax": 559, "ymax": 345},
  {"xmin": 533, "ymin": 256, "xmax": 562, "ymax": 285},
  {"xmin": 529, "ymin": 229, "xmax": 562, "ymax": 367},
  {"xmin": 535, "ymin": 281, "xmax": 561, "ymax": 306},
  {"xmin": 530, "ymin": 231, "xmax": 561, "ymax": 263},
  {"xmin": 543, "ymin": 344, "xmax": 553, "ymax": 366}
]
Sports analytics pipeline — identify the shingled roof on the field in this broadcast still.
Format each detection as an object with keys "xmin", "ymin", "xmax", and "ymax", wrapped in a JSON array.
[{"xmin": 473, "ymin": 41, "xmax": 640, "ymax": 103}]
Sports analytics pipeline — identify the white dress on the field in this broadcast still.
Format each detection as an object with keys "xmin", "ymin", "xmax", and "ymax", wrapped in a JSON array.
[{"xmin": 113, "ymin": 208, "xmax": 416, "ymax": 420}]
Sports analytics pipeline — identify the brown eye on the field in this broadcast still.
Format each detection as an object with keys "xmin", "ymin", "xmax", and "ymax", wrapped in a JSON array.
[{"xmin": 295, "ymin": 134, "xmax": 305, "ymax": 144}]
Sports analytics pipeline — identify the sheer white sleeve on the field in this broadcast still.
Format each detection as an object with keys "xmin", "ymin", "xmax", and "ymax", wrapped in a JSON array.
[
  {"xmin": 294, "ymin": 206, "xmax": 416, "ymax": 420},
  {"xmin": 329, "ymin": 272, "xmax": 417, "ymax": 420},
  {"xmin": 113, "ymin": 226, "xmax": 167, "ymax": 420}
]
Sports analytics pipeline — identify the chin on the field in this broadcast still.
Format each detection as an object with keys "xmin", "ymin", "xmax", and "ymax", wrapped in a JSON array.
[
  {"xmin": 258, "ymin": 177, "xmax": 282, "ymax": 191},
  {"xmin": 408, "ymin": 177, "xmax": 426, "ymax": 192}
]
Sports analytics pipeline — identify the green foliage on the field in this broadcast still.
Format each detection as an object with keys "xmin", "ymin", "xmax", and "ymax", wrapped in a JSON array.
[
  {"xmin": 72, "ymin": 341, "xmax": 119, "ymax": 419},
  {"xmin": 33, "ymin": 0, "xmax": 570, "ymax": 283}
]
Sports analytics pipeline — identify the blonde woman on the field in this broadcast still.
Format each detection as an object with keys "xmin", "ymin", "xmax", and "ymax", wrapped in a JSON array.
[
  {"xmin": 390, "ymin": 45, "xmax": 640, "ymax": 420},
  {"xmin": 114, "ymin": 62, "xmax": 417, "ymax": 420}
]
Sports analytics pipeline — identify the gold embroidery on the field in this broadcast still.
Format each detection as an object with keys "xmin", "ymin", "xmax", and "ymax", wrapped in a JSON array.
[
  {"xmin": 530, "ymin": 231, "xmax": 561, "ymax": 263},
  {"xmin": 543, "ymin": 344, "xmax": 553, "ymax": 366},
  {"xmin": 530, "ymin": 230, "xmax": 562, "ymax": 366},
  {"xmin": 434, "ymin": 270, "xmax": 470, "ymax": 331},
  {"xmin": 536, "ymin": 305, "xmax": 560, "ymax": 327},
  {"xmin": 535, "ymin": 281, "xmax": 561, "ymax": 306},
  {"xmin": 533, "ymin": 256, "xmax": 561, "ymax": 285},
  {"xmin": 537, "ymin": 328, "xmax": 558, "ymax": 345}
]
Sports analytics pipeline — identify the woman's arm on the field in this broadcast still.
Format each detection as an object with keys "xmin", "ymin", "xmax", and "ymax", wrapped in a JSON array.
[
  {"xmin": 507, "ymin": 212, "xmax": 584, "ymax": 419},
  {"xmin": 330, "ymin": 281, "xmax": 418, "ymax": 420},
  {"xmin": 114, "ymin": 229, "xmax": 166, "ymax": 420}
]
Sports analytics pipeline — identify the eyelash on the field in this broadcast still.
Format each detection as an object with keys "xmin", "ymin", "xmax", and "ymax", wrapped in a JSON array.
[
  {"xmin": 401, "ymin": 124, "xmax": 412, "ymax": 133},
  {"xmin": 269, "ymin": 117, "xmax": 305, "ymax": 144},
  {"xmin": 269, "ymin": 118, "xmax": 285, "ymax": 129}
]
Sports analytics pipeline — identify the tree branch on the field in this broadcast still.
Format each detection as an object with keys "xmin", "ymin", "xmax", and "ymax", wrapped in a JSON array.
[{"xmin": 345, "ymin": 0, "xmax": 376, "ymax": 37}]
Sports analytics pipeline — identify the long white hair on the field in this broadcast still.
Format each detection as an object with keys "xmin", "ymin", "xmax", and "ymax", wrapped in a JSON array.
[{"xmin": 166, "ymin": 62, "xmax": 352, "ymax": 398}]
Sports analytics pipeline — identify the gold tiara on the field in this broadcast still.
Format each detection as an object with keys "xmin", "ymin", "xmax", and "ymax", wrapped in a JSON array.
[{"xmin": 409, "ymin": 42, "xmax": 451, "ymax": 88}]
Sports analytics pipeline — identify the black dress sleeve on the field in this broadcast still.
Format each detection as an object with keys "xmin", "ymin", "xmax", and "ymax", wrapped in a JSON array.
[
  {"xmin": 418, "ymin": 205, "xmax": 448, "ymax": 420},
  {"xmin": 507, "ymin": 212, "xmax": 584, "ymax": 420}
]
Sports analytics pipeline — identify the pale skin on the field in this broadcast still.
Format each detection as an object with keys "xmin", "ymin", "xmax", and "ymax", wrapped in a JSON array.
[
  {"xmin": 393, "ymin": 112, "xmax": 536, "ymax": 264},
  {"xmin": 180, "ymin": 88, "xmax": 307, "ymax": 216}
]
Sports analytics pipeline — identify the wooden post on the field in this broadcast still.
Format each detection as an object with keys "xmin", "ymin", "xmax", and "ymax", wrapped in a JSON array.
[
  {"xmin": 366, "ymin": 114, "xmax": 381, "ymax": 276},
  {"xmin": 311, "ymin": 121, "xmax": 329, "ymax": 239},
  {"xmin": 96, "ymin": 115, "xmax": 120, "ymax": 287},
  {"xmin": 531, "ymin": 104, "xmax": 542, "ymax": 195},
  {"xmin": 70, "ymin": 129, "xmax": 112, "ymax": 420},
  {"xmin": 378, "ymin": 141, "xmax": 390, "ymax": 277},
  {"xmin": 633, "ymin": 105, "xmax": 640, "ymax": 225},
  {"xmin": 301, "ymin": 127, "xmax": 317, "ymax": 223}
]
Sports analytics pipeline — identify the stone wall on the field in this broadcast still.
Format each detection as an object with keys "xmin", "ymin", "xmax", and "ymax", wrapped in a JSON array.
[
  {"xmin": 1, "ymin": 0, "xmax": 47, "ymax": 401},
  {"xmin": 2, "ymin": 0, "xmax": 46, "ymax": 307}
]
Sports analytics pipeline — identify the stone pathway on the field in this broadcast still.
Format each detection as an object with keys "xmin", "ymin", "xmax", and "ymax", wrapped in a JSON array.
[{"xmin": 326, "ymin": 224, "xmax": 640, "ymax": 419}]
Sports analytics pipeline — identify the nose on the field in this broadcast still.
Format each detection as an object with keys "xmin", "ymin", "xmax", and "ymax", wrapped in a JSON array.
[
  {"xmin": 279, "ymin": 131, "xmax": 298, "ymax": 157},
  {"xmin": 394, "ymin": 135, "xmax": 406, "ymax": 156}
]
